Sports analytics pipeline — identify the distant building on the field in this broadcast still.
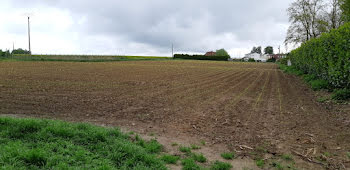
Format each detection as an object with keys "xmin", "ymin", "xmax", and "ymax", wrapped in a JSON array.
[
  {"xmin": 205, "ymin": 51, "xmax": 216, "ymax": 56},
  {"xmin": 243, "ymin": 53, "xmax": 268, "ymax": 62},
  {"xmin": 243, "ymin": 53, "xmax": 287, "ymax": 62},
  {"xmin": 269, "ymin": 54, "xmax": 287, "ymax": 60}
]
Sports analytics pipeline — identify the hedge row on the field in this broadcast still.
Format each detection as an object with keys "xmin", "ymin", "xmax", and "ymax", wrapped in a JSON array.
[
  {"xmin": 289, "ymin": 22, "xmax": 350, "ymax": 89},
  {"xmin": 174, "ymin": 54, "xmax": 229, "ymax": 61}
]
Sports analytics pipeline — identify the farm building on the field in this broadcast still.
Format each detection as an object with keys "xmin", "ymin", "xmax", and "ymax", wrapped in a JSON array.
[{"xmin": 205, "ymin": 51, "xmax": 216, "ymax": 56}]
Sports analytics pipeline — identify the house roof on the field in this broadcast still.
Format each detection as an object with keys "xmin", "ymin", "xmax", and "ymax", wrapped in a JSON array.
[{"xmin": 205, "ymin": 51, "xmax": 216, "ymax": 56}]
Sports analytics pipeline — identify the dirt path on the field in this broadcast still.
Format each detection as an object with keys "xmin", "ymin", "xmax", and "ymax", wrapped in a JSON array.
[{"xmin": 0, "ymin": 60, "xmax": 349, "ymax": 169}]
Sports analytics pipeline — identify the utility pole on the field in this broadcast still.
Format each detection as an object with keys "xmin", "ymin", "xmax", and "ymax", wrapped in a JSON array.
[
  {"xmin": 12, "ymin": 42, "xmax": 14, "ymax": 57},
  {"xmin": 278, "ymin": 45, "xmax": 281, "ymax": 54},
  {"xmin": 27, "ymin": 16, "xmax": 31, "ymax": 54},
  {"xmin": 171, "ymin": 43, "xmax": 174, "ymax": 58}
]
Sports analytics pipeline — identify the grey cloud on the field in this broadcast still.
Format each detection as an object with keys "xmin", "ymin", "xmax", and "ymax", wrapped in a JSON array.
[{"xmin": 8, "ymin": 0, "xmax": 293, "ymax": 54}]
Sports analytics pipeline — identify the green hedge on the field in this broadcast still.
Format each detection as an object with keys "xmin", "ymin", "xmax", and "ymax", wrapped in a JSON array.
[
  {"xmin": 174, "ymin": 54, "xmax": 229, "ymax": 61},
  {"xmin": 289, "ymin": 23, "xmax": 350, "ymax": 89}
]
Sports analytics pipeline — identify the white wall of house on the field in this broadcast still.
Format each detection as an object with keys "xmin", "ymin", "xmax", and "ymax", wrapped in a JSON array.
[{"xmin": 243, "ymin": 53, "xmax": 267, "ymax": 62}]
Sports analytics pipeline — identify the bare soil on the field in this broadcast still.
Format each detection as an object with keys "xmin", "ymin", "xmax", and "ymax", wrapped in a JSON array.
[{"xmin": 0, "ymin": 60, "xmax": 349, "ymax": 169}]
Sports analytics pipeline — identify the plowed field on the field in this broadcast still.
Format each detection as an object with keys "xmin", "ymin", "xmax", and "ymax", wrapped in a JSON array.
[{"xmin": 1, "ymin": 60, "xmax": 349, "ymax": 169}]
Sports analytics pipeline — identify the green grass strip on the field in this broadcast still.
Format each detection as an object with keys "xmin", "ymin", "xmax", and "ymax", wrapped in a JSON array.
[{"xmin": 0, "ymin": 117, "xmax": 166, "ymax": 169}]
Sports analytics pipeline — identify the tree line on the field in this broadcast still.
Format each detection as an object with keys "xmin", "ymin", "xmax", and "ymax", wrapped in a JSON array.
[{"xmin": 0, "ymin": 48, "xmax": 31, "ymax": 57}]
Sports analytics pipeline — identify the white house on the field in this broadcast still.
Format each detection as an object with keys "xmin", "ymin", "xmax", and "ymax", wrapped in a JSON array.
[{"xmin": 243, "ymin": 53, "xmax": 268, "ymax": 62}]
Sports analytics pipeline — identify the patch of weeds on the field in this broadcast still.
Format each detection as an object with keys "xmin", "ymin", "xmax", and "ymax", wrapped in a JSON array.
[
  {"xmin": 256, "ymin": 159, "xmax": 265, "ymax": 168},
  {"xmin": 21, "ymin": 148, "xmax": 47, "ymax": 167},
  {"xmin": 346, "ymin": 152, "xmax": 350, "ymax": 159},
  {"xmin": 310, "ymin": 79, "xmax": 329, "ymax": 91},
  {"xmin": 191, "ymin": 153, "xmax": 207, "ymax": 163},
  {"xmin": 191, "ymin": 144, "xmax": 201, "ymax": 150},
  {"xmin": 149, "ymin": 132, "xmax": 156, "ymax": 136},
  {"xmin": 182, "ymin": 158, "xmax": 201, "ymax": 170},
  {"xmin": 271, "ymin": 161, "xmax": 284, "ymax": 170},
  {"xmin": 200, "ymin": 140, "xmax": 206, "ymax": 146},
  {"xmin": 303, "ymin": 74, "xmax": 317, "ymax": 83},
  {"xmin": 280, "ymin": 65, "xmax": 304, "ymax": 76},
  {"xmin": 160, "ymin": 154, "xmax": 179, "ymax": 164},
  {"xmin": 317, "ymin": 96, "xmax": 329, "ymax": 103},
  {"xmin": 220, "ymin": 152, "xmax": 235, "ymax": 160},
  {"xmin": 210, "ymin": 161, "xmax": 232, "ymax": 170},
  {"xmin": 323, "ymin": 152, "xmax": 331, "ymax": 157},
  {"xmin": 286, "ymin": 164, "xmax": 297, "ymax": 170},
  {"xmin": 171, "ymin": 142, "xmax": 178, "ymax": 147},
  {"xmin": 144, "ymin": 139, "xmax": 163, "ymax": 154},
  {"xmin": 249, "ymin": 151, "xmax": 257, "ymax": 156},
  {"xmin": 128, "ymin": 131, "xmax": 135, "ymax": 135},
  {"xmin": 281, "ymin": 154, "xmax": 293, "ymax": 161},
  {"xmin": 179, "ymin": 146, "xmax": 191, "ymax": 154},
  {"xmin": 134, "ymin": 135, "xmax": 162, "ymax": 153},
  {"xmin": 315, "ymin": 155, "xmax": 326, "ymax": 162},
  {"xmin": 295, "ymin": 70, "xmax": 304, "ymax": 76},
  {"xmin": 332, "ymin": 89, "xmax": 350, "ymax": 100}
]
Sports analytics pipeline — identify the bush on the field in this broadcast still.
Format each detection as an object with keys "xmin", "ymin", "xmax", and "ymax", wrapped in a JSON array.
[
  {"xmin": 248, "ymin": 58, "xmax": 255, "ymax": 62},
  {"xmin": 174, "ymin": 54, "xmax": 229, "ymax": 61},
  {"xmin": 310, "ymin": 79, "xmax": 329, "ymax": 91},
  {"xmin": 289, "ymin": 23, "xmax": 350, "ymax": 89},
  {"xmin": 303, "ymin": 74, "xmax": 317, "ymax": 83},
  {"xmin": 332, "ymin": 89, "xmax": 350, "ymax": 100},
  {"xmin": 279, "ymin": 65, "xmax": 304, "ymax": 76},
  {"xmin": 279, "ymin": 57, "xmax": 289, "ymax": 65},
  {"xmin": 266, "ymin": 58, "xmax": 276, "ymax": 62}
]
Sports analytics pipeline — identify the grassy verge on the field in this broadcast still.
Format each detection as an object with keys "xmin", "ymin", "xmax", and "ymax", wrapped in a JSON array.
[
  {"xmin": 0, "ymin": 117, "xmax": 166, "ymax": 169},
  {"xmin": 279, "ymin": 64, "xmax": 350, "ymax": 101},
  {"xmin": 1, "ymin": 55, "xmax": 172, "ymax": 62}
]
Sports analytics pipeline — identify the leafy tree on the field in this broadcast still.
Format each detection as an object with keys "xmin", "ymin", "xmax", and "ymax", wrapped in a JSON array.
[
  {"xmin": 250, "ymin": 46, "xmax": 262, "ymax": 54},
  {"xmin": 341, "ymin": 0, "xmax": 350, "ymax": 22},
  {"xmin": 215, "ymin": 49, "xmax": 230, "ymax": 56},
  {"xmin": 285, "ymin": 0, "xmax": 348, "ymax": 45},
  {"xmin": 0, "ymin": 49, "xmax": 10, "ymax": 57},
  {"xmin": 325, "ymin": 0, "xmax": 344, "ymax": 30},
  {"xmin": 264, "ymin": 46, "xmax": 274, "ymax": 54},
  {"xmin": 285, "ymin": 0, "xmax": 327, "ymax": 45},
  {"xmin": 11, "ymin": 48, "xmax": 30, "ymax": 55}
]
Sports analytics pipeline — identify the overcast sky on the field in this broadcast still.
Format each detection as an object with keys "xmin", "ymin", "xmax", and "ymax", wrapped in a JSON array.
[{"xmin": 0, "ymin": 0, "xmax": 294, "ymax": 58}]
